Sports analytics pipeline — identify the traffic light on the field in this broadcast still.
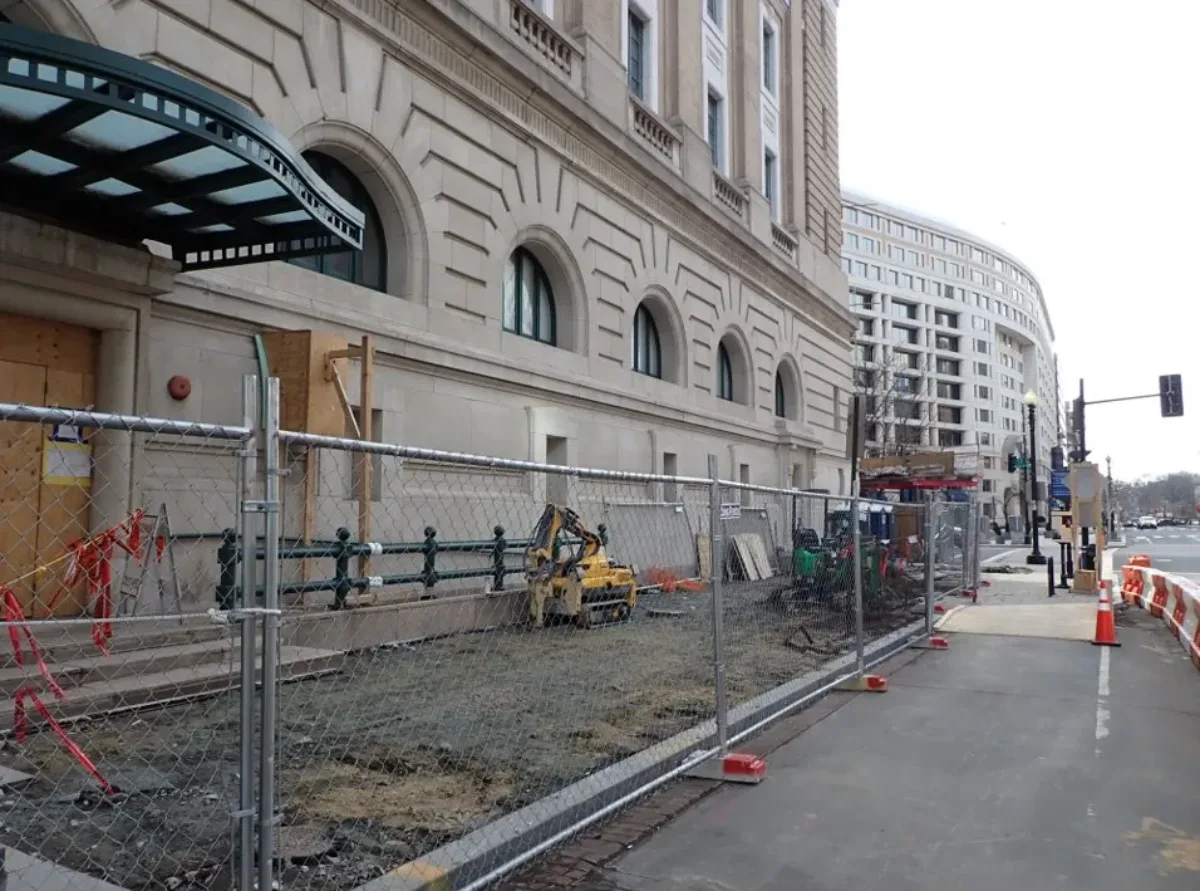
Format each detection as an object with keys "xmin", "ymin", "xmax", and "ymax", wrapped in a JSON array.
[
  {"xmin": 1159, "ymin": 373, "xmax": 1183, "ymax": 418},
  {"xmin": 1007, "ymin": 453, "xmax": 1018, "ymax": 473}
]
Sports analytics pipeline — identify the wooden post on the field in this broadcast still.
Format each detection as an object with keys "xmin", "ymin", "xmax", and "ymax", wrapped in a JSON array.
[{"xmin": 356, "ymin": 335, "xmax": 374, "ymax": 579}]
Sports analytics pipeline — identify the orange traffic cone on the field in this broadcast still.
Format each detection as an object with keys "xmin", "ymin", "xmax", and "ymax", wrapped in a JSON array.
[{"xmin": 1092, "ymin": 582, "xmax": 1120, "ymax": 647}]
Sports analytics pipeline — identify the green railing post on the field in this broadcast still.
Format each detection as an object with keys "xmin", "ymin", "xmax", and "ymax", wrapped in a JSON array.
[
  {"xmin": 216, "ymin": 528, "xmax": 239, "ymax": 610},
  {"xmin": 491, "ymin": 525, "xmax": 507, "ymax": 592},
  {"xmin": 421, "ymin": 527, "xmax": 438, "ymax": 597},
  {"xmin": 333, "ymin": 527, "xmax": 353, "ymax": 611}
]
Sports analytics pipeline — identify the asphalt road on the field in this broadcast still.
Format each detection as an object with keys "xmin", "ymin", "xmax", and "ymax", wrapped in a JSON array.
[
  {"xmin": 1113, "ymin": 525, "xmax": 1200, "ymax": 581},
  {"xmin": 604, "ymin": 613, "xmax": 1200, "ymax": 891}
]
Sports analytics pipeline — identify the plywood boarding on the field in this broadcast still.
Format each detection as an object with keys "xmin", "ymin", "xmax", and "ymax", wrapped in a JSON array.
[
  {"xmin": 0, "ymin": 313, "xmax": 97, "ymax": 617},
  {"xmin": 37, "ymin": 366, "xmax": 96, "ymax": 617},
  {"xmin": 261, "ymin": 329, "xmax": 349, "ymax": 437},
  {"xmin": 0, "ymin": 360, "xmax": 47, "ymax": 611}
]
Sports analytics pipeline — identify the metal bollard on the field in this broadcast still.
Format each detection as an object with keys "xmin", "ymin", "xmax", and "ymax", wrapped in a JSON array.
[{"xmin": 1047, "ymin": 556, "xmax": 1055, "ymax": 598}]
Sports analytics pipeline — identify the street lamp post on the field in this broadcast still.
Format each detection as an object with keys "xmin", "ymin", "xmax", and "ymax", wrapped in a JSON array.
[
  {"xmin": 1025, "ymin": 390, "xmax": 1046, "ymax": 565},
  {"xmin": 1106, "ymin": 455, "xmax": 1114, "ymax": 536}
]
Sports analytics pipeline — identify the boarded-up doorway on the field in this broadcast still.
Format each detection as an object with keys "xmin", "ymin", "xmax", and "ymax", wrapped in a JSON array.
[{"xmin": 0, "ymin": 313, "xmax": 98, "ymax": 617}]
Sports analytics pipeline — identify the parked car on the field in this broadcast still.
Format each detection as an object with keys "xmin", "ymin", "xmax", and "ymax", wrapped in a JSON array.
[{"xmin": 1136, "ymin": 515, "xmax": 1159, "ymax": 529}]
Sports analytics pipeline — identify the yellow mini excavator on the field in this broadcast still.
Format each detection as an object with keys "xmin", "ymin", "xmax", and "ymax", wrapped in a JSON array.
[{"xmin": 525, "ymin": 503, "xmax": 638, "ymax": 628}]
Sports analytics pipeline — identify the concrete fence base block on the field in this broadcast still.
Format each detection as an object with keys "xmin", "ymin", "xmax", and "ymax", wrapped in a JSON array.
[{"xmin": 354, "ymin": 621, "xmax": 926, "ymax": 891}]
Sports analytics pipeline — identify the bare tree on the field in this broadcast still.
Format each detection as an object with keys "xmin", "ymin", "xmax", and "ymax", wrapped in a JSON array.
[{"xmin": 854, "ymin": 349, "xmax": 935, "ymax": 457}]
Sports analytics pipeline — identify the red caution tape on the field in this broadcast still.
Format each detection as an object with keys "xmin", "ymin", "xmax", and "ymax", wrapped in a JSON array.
[
  {"xmin": 64, "ymin": 510, "xmax": 144, "ymax": 655},
  {"xmin": 2, "ymin": 588, "xmax": 64, "ymax": 700},
  {"xmin": 14, "ymin": 687, "xmax": 113, "ymax": 795}
]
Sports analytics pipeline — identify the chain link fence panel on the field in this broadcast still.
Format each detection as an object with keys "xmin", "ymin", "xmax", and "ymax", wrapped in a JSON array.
[
  {"xmin": 715, "ymin": 485, "xmax": 860, "ymax": 716},
  {"xmin": 270, "ymin": 434, "xmax": 720, "ymax": 891},
  {"xmin": 0, "ymin": 401, "xmax": 255, "ymax": 891}
]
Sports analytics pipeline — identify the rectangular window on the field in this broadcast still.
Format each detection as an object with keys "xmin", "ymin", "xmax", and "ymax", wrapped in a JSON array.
[
  {"xmin": 982, "ymin": 479, "xmax": 994, "ymax": 493},
  {"xmin": 983, "ymin": 456, "xmax": 994, "ymax": 470},
  {"xmin": 937, "ymin": 405, "xmax": 963, "ymax": 425},
  {"xmin": 972, "ymin": 316, "xmax": 989, "ymax": 330},
  {"xmin": 937, "ymin": 381, "xmax": 961, "ymax": 400},
  {"xmin": 706, "ymin": 0, "xmax": 721, "ymax": 28},
  {"xmin": 762, "ymin": 17, "xmax": 776, "ymax": 93},
  {"xmin": 903, "ymin": 351, "xmax": 921, "ymax": 369},
  {"xmin": 890, "ymin": 220, "xmax": 904, "ymax": 235},
  {"xmin": 859, "ymin": 318, "xmax": 875, "ymax": 336},
  {"xmin": 889, "ymin": 244, "xmax": 904, "ymax": 260},
  {"xmin": 895, "ymin": 400, "xmax": 921, "ymax": 420},
  {"xmin": 852, "ymin": 289, "xmax": 874, "ymax": 310},
  {"xmin": 853, "ymin": 260, "xmax": 868, "ymax": 277},
  {"xmin": 936, "ymin": 358, "xmax": 961, "ymax": 376},
  {"xmin": 764, "ymin": 150, "xmax": 777, "ymax": 219},
  {"xmin": 627, "ymin": 10, "xmax": 647, "ymax": 100},
  {"xmin": 935, "ymin": 334, "xmax": 959, "ymax": 352},
  {"xmin": 974, "ymin": 338, "xmax": 990, "ymax": 353},
  {"xmin": 862, "ymin": 236, "xmax": 877, "ymax": 252},
  {"xmin": 939, "ymin": 430, "xmax": 964, "ymax": 447},
  {"xmin": 934, "ymin": 310, "xmax": 958, "ymax": 328},
  {"xmin": 977, "ymin": 408, "xmax": 993, "ymax": 423},
  {"xmin": 975, "ymin": 384, "xmax": 991, "ymax": 400},
  {"xmin": 887, "ymin": 269, "xmax": 899, "ymax": 285},
  {"xmin": 870, "ymin": 265, "xmax": 882, "ymax": 280},
  {"xmin": 845, "ymin": 232, "xmax": 859, "ymax": 249},
  {"xmin": 707, "ymin": 91, "xmax": 723, "ymax": 169},
  {"xmin": 892, "ymin": 300, "xmax": 918, "ymax": 320},
  {"xmin": 975, "ymin": 361, "xmax": 991, "ymax": 377},
  {"xmin": 894, "ymin": 375, "xmax": 917, "ymax": 394},
  {"xmin": 858, "ymin": 344, "xmax": 876, "ymax": 364}
]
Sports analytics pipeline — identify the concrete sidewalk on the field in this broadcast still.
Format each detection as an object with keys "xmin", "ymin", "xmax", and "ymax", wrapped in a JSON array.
[{"xmin": 597, "ymin": 609, "xmax": 1200, "ymax": 891}]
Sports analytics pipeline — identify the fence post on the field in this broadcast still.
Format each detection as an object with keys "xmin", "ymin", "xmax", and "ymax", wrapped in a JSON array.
[
  {"xmin": 852, "ymin": 481, "xmax": 864, "ymax": 676},
  {"xmin": 707, "ymin": 455, "xmax": 728, "ymax": 753},
  {"xmin": 236, "ymin": 374, "xmax": 259, "ymax": 891},
  {"xmin": 924, "ymin": 495, "xmax": 936, "ymax": 636},
  {"xmin": 491, "ymin": 525, "xmax": 507, "ymax": 592},
  {"xmin": 257, "ymin": 377, "xmax": 282, "ymax": 891}
]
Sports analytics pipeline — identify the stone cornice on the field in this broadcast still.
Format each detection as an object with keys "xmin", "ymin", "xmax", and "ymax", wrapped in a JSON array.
[{"xmin": 334, "ymin": 0, "xmax": 855, "ymax": 342}]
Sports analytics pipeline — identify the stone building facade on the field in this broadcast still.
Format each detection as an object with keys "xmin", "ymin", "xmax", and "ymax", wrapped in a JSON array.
[{"xmin": 0, "ymin": 0, "xmax": 853, "ymax": 610}]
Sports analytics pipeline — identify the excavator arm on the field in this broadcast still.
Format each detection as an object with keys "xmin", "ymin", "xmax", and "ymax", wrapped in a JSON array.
[{"xmin": 525, "ymin": 503, "xmax": 602, "ymax": 579}]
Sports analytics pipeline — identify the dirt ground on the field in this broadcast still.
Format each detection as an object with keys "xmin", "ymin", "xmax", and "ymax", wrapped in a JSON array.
[{"xmin": 0, "ymin": 581, "xmax": 920, "ymax": 891}]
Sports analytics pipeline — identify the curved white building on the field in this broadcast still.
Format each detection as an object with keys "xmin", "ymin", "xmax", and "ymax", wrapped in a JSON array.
[{"xmin": 840, "ymin": 191, "xmax": 1060, "ymax": 525}]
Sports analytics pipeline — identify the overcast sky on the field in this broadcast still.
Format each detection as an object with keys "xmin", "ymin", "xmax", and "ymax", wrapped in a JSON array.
[{"xmin": 837, "ymin": 0, "xmax": 1200, "ymax": 482}]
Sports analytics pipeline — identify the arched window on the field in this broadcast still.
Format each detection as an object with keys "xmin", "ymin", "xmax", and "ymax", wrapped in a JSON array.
[
  {"xmin": 717, "ymin": 342, "xmax": 734, "ymax": 401},
  {"xmin": 775, "ymin": 370, "xmax": 786, "ymax": 417},
  {"xmin": 503, "ymin": 247, "xmax": 556, "ymax": 345},
  {"xmin": 632, "ymin": 303, "xmax": 662, "ymax": 378},
  {"xmin": 289, "ymin": 151, "xmax": 387, "ymax": 291}
]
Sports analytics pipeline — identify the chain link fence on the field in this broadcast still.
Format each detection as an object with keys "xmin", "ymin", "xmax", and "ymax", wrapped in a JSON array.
[
  {"xmin": 0, "ymin": 377, "xmax": 974, "ymax": 891},
  {"xmin": 0, "ymin": 398, "xmax": 255, "ymax": 891}
]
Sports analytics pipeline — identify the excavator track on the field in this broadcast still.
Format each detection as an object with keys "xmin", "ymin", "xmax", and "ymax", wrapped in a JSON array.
[{"xmin": 577, "ymin": 589, "xmax": 635, "ymax": 628}]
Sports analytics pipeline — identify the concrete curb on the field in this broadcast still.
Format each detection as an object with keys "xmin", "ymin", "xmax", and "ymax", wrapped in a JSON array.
[{"xmin": 355, "ymin": 620, "xmax": 928, "ymax": 891}]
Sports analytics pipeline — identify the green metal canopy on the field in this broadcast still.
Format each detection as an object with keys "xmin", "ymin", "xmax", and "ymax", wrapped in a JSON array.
[{"xmin": 0, "ymin": 21, "xmax": 365, "ymax": 271}]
